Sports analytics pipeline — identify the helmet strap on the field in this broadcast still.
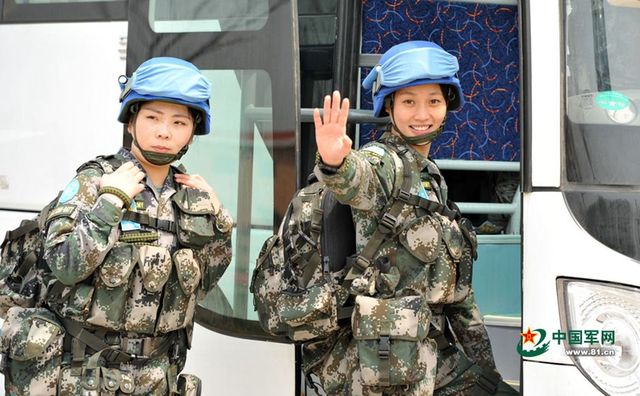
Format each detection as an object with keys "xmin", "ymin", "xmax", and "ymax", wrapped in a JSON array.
[{"xmin": 130, "ymin": 123, "xmax": 190, "ymax": 166}]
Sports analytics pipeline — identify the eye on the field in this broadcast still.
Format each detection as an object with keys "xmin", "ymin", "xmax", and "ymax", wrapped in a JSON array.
[
  {"xmin": 145, "ymin": 114, "xmax": 158, "ymax": 120},
  {"xmin": 430, "ymin": 98, "xmax": 443, "ymax": 105},
  {"xmin": 402, "ymin": 99, "xmax": 415, "ymax": 105}
]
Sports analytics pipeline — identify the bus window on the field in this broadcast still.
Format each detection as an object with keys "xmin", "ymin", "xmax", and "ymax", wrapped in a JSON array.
[
  {"xmin": 0, "ymin": 3, "xmax": 126, "ymax": 211},
  {"xmin": 127, "ymin": 0, "xmax": 299, "ymax": 340},
  {"xmin": 2, "ymin": 0, "xmax": 126, "ymax": 22},
  {"xmin": 14, "ymin": 0, "xmax": 120, "ymax": 3},
  {"xmin": 179, "ymin": 69, "xmax": 274, "ymax": 323},
  {"xmin": 149, "ymin": 0, "xmax": 268, "ymax": 33},
  {"xmin": 564, "ymin": 0, "xmax": 640, "ymax": 260}
]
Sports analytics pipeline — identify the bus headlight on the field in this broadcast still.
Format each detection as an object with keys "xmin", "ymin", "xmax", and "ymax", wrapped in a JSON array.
[{"xmin": 558, "ymin": 279, "xmax": 640, "ymax": 396}]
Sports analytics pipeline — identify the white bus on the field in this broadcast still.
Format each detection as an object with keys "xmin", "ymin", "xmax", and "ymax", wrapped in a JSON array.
[
  {"xmin": 522, "ymin": 0, "xmax": 640, "ymax": 395},
  {"xmin": 4, "ymin": 0, "xmax": 636, "ymax": 395}
]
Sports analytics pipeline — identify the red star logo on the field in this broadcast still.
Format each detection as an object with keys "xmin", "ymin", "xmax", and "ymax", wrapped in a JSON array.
[{"xmin": 521, "ymin": 327, "xmax": 537, "ymax": 345}]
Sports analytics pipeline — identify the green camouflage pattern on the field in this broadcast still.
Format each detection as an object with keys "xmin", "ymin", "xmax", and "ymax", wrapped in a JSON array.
[
  {"xmin": 352, "ymin": 295, "xmax": 435, "ymax": 387},
  {"xmin": 277, "ymin": 282, "xmax": 340, "ymax": 341},
  {"xmin": 251, "ymin": 179, "xmax": 351, "ymax": 341},
  {"xmin": 306, "ymin": 132, "xmax": 498, "ymax": 394},
  {"xmin": 56, "ymin": 355, "xmax": 171, "ymax": 395},
  {"xmin": 3, "ymin": 148, "xmax": 231, "ymax": 395},
  {"xmin": 0, "ymin": 307, "xmax": 64, "ymax": 395}
]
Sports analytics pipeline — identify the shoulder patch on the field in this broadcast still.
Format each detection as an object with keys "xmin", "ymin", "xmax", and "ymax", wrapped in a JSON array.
[
  {"xmin": 46, "ymin": 204, "xmax": 78, "ymax": 223},
  {"xmin": 362, "ymin": 146, "xmax": 386, "ymax": 157},
  {"xmin": 59, "ymin": 178, "xmax": 80, "ymax": 204}
]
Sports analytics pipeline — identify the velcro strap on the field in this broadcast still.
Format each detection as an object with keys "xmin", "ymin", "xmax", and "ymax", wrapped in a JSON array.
[{"xmin": 473, "ymin": 369, "xmax": 501, "ymax": 395}]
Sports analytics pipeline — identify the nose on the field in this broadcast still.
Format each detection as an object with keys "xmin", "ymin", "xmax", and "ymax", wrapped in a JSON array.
[
  {"xmin": 155, "ymin": 121, "xmax": 171, "ymax": 139},
  {"xmin": 414, "ymin": 103, "xmax": 433, "ymax": 121}
]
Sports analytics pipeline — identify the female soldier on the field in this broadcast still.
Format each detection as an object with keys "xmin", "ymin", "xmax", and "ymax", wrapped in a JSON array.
[
  {"xmin": 310, "ymin": 41, "xmax": 516, "ymax": 395},
  {"xmin": 3, "ymin": 57, "xmax": 232, "ymax": 395}
]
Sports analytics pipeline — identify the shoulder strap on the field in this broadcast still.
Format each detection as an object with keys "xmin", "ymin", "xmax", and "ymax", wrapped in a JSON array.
[
  {"xmin": 342, "ymin": 142, "xmax": 413, "ymax": 288},
  {"xmin": 342, "ymin": 141, "xmax": 460, "ymax": 290},
  {"xmin": 76, "ymin": 154, "xmax": 126, "ymax": 175}
]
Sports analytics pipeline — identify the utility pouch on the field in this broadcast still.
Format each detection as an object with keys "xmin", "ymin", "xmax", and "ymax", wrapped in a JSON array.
[
  {"xmin": 178, "ymin": 373, "xmax": 202, "ymax": 396},
  {"xmin": 352, "ymin": 295, "xmax": 436, "ymax": 386},
  {"xmin": 276, "ymin": 282, "xmax": 342, "ymax": 342},
  {"xmin": 0, "ymin": 307, "xmax": 64, "ymax": 395},
  {"xmin": 173, "ymin": 188, "xmax": 217, "ymax": 249},
  {"xmin": 58, "ymin": 365, "xmax": 135, "ymax": 395}
]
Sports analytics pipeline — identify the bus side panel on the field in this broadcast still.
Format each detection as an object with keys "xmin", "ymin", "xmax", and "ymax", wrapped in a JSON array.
[
  {"xmin": 184, "ymin": 324, "xmax": 296, "ymax": 395},
  {"xmin": 0, "ymin": 22, "xmax": 127, "ymax": 212}
]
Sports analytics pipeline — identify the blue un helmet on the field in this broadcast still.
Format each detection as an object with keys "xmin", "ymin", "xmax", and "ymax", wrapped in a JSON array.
[
  {"xmin": 363, "ymin": 41, "xmax": 464, "ymax": 118},
  {"xmin": 118, "ymin": 57, "xmax": 212, "ymax": 135}
]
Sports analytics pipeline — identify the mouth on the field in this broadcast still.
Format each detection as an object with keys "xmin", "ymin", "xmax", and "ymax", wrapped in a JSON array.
[
  {"xmin": 151, "ymin": 145, "xmax": 171, "ymax": 152},
  {"xmin": 409, "ymin": 124, "xmax": 433, "ymax": 134}
]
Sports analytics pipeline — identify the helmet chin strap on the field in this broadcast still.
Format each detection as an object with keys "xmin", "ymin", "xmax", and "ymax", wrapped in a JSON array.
[
  {"xmin": 391, "ymin": 123, "xmax": 443, "ymax": 146},
  {"xmin": 131, "ymin": 126, "xmax": 189, "ymax": 166}
]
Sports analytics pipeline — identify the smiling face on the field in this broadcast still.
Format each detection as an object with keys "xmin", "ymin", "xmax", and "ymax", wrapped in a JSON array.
[
  {"xmin": 128, "ymin": 100, "xmax": 194, "ymax": 166},
  {"xmin": 388, "ymin": 83, "xmax": 447, "ymax": 141}
]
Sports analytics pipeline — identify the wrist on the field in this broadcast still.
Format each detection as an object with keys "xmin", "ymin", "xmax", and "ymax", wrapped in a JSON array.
[
  {"xmin": 315, "ymin": 152, "xmax": 344, "ymax": 174},
  {"xmin": 98, "ymin": 186, "xmax": 132, "ymax": 209},
  {"xmin": 101, "ymin": 193, "xmax": 125, "ymax": 208}
]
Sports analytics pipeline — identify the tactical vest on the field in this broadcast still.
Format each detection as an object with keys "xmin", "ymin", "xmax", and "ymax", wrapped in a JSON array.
[{"xmin": 43, "ymin": 155, "xmax": 217, "ymax": 336}]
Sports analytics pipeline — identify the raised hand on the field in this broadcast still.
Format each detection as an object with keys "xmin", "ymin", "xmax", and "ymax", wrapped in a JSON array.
[
  {"xmin": 100, "ymin": 162, "xmax": 145, "ymax": 202},
  {"xmin": 313, "ymin": 90, "xmax": 352, "ymax": 167}
]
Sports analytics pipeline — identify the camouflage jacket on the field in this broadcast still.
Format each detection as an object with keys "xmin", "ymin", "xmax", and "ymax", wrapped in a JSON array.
[
  {"xmin": 310, "ymin": 133, "xmax": 496, "ymax": 395},
  {"xmin": 43, "ymin": 148, "xmax": 233, "ymax": 336}
]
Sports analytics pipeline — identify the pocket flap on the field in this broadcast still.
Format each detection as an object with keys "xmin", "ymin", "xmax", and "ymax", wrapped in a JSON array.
[
  {"xmin": 277, "ymin": 283, "xmax": 336, "ymax": 327},
  {"xmin": 439, "ymin": 216, "xmax": 464, "ymax": 261},
  {"xmin": 352, "ymin": 295, "xmax": 429, "ymax": 341},
  {"xmin": 99, "ymin": 244, "xmax": 137, "ymax": 288},
  {"xmin": 173, "ymin": 188, "xmax": 216, "ymax": 215},
  {"xmin": 138, "ymin": 246, "xmax": 172, "ymax": 292},
  {"xmin": 400, "ymin": 216, "xmax": 441, "ymax": 264},
  {"xmin": 173, "ymin": 249, "xmax": 202, "ymax": 295},
  {"xmin": 1, "ymin": 307, "xmax": 64, "ymax": 360}
]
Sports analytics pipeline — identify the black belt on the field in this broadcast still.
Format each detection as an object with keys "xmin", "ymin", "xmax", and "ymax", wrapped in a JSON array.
[{"xmin": 61, "ymin": 318, "xmax": 175, "ymax": 363}]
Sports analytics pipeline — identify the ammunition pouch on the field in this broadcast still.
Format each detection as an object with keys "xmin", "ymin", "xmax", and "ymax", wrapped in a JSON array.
[
  {"xmin": 276, "ymin": 282, "xmax": 348, "ymax": 342},
  {"xmin": 352, "ymin": 295, "xmax": 437, "ymax": 387},
  {"xmin": 0, "ymin": 307, "xmax": 65, "ymax": 394}
]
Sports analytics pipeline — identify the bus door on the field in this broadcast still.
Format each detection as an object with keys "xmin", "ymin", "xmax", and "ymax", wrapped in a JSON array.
[{"xmin": 126, "ymin": 0, "xmax": 300, "ymax": 394}]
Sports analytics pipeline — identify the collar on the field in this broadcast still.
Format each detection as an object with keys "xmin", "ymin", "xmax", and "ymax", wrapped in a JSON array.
[
  {"xmin": 116, "ymin": 147, "xmax": 179, "ymax": 196},
  {"xmin": 379, "ymin": 132, "xmax": 431, "ymax": 171}
]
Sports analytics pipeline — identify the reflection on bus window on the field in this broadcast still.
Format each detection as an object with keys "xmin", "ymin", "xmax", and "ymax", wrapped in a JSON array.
[
  {"xmin": 149, "ymin": 0, "xmax": 268, "ymax": 33},
  {"xmin": 179, "ymin": 69, "xmax": 273, "ymax": 321},
  {"xmin": 14, "ymin": 0, "xmax": 120, "ymax": 3},
  {"xmin": 565, "ymin": 0, "xmax": 640, "ymax": 185}
]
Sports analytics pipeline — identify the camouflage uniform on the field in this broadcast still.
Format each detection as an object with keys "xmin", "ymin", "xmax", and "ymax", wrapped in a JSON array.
[
  {"xmin": 307, "ymin": 132, "xmax": 499, "ymax": 395},
  {"xmin": 1, "ymin": 148, "xmax": 233, "ymax": 395}
]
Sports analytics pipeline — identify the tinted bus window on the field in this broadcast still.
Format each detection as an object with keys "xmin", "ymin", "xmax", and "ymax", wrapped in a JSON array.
[
  {"xmin": 130, "ymin": 0, "xmax": 299, "ymax": 338},
  {"xmin": 565, "ymin": 0, "xmax": 640, "ymax": 185},
  {"xmin": 149, "ymin": 0, "xmax": 268, "ymax": 32},
  {"xmin": 564, "ymin": 0, "xmax": 640, "ymax": 261},
  {"xmin": 179, "ymin": 69, "xmax": 274, "ymax": 322}
]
